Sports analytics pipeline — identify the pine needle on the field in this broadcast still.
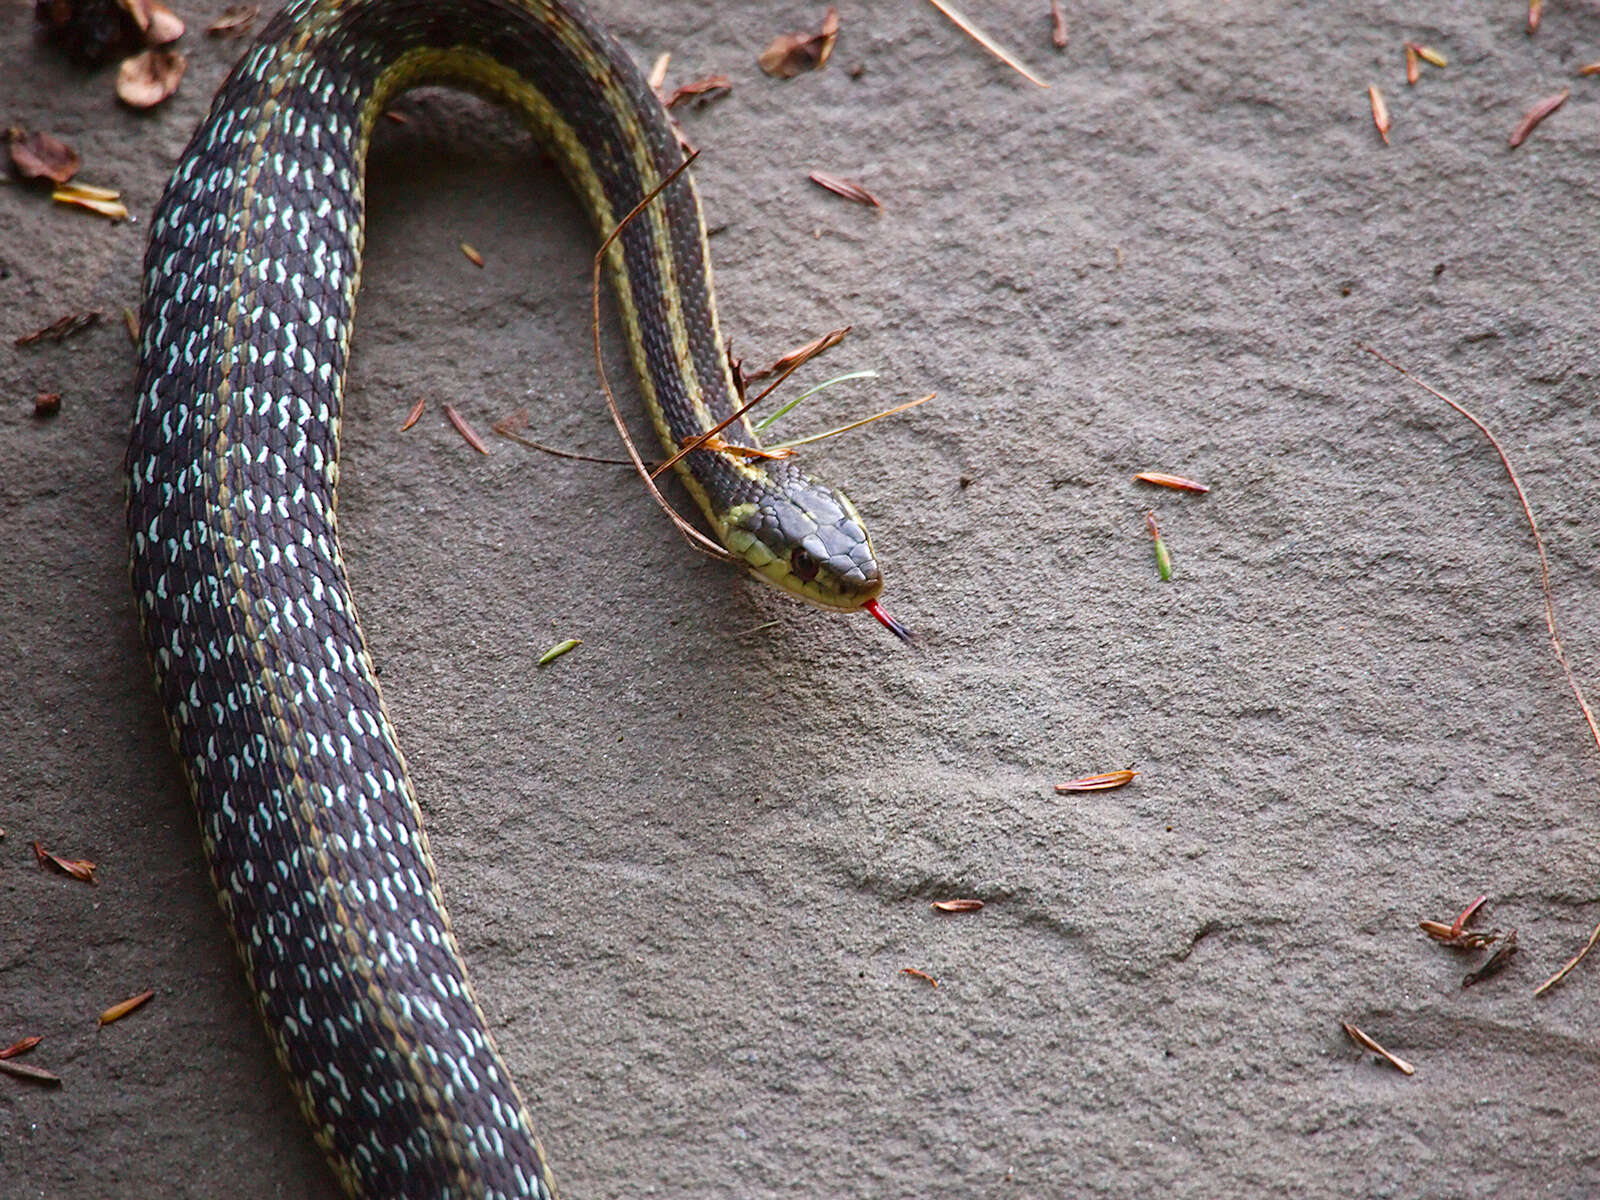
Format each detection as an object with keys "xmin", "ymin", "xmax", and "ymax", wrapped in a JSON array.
[
  {"xmin": 768, "ymin": 393, "xmax": 934, "ymax": 450},
  {"xmin": 921, "ymin": 0, "xmax": 1048, "ymax": 88},
  {"xmin": 754, "ymin": 370, "xmax": 879, "ymax": 431},
  {"xmin": 1359, "ymin": 344, "xmax": 1600, "ymax": 753},
  {"xmin": 590, "ymin": 151, "xmax": 734, "ymax": 563}
]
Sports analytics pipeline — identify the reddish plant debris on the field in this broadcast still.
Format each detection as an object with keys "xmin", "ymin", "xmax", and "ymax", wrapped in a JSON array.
[
  {"xmin": 1527, "ymin": 0, "xmax": 1542, "ymax": 34},
  {"xmin": 1579, "ymin": 62, "xmax": 1600, "ymax": 77},
  {"xmin": 116, "ymin": 47, "xmax": 186, "ymax": 108},
  {"xmin": 33, "ymin": 392, "xmax": 62, "ymax": 418},
  {"xmin": 1509, "ymin": 89, "xmax": 1567, "ymax": 149},
  {"xmin": 460, "ymin": 242, "xmax": 485, "ymax": 267},
  {"xmin": 900, "ymin": 967, "xmax": 939, "ymax": 988},
  {"xmin": 1420, "ymin": 893, "xmax": 1497, "ymax": 949},
  {"xmin": 1368, "ymin": 85, "xmax": 1391, "ymax": 145},
  {"xmin": 744, "ymin": 326, "xmax": 850, "ymax": 383},
  {"xmin": 759, "ymin": 6, "xmax": 839, "ymax": 78},
  {"xmin": 51, "ymin": 181, "xmax": 128, "ymax": 221},
  {"xmin": 1050, "ymin": 0, "xmax": 1067, "ymax": 49},
  {"xmin": 16, "ymin": 310, "xmax": 101, "ymax": 347},
  {"xmin": 1134, "ymin": 471, "xmax": 1209, "ymax": 494},
  {"xmin": 1404, "ymin": 43, "xmax": 1419, "ymax": 86},
  {"xmin": 98, "ymin": 988, "xmax": 155, "ymax": 1025},
  {"xmin": 665, "ymin": 75, "xmax": 732, "ymax": 109},
  {"xmin": 443, "ymin": 404, "xmax": 490, "ymax": 454},
  {"xmin": 1341, "ymin": 1021, "xmax": 1415, "ymax": 1075},
  {"xmin": 6, "ymin": 128, "xmax": 80, "ymax": 185},
  {"xmin": 0, "ymin": 1058, "xmax": 61, "ymax": 1087},
  {"xmin": 206, "ymin": 3, "xmax": 257, "ymax": 36},
  {"xmin": 1054, "ymin": 769, "xmax": 1138, "ymax": 793},
  {"xmin": 1463, "ymin": 930, "xmax": 1519, "ymax": 988},
  {"xmin": 32, "ymin": 840, "xmax": 95, "ymax": 882},
  {"xmin": 1419, "ymin": 920, "xmax": 1498, "ymax": 950},
  {"xmin": 1413, "ymin": 45, "xmax": 1447, "ymax": 68},
  {"xmin": 931, "ymin": 898, "xmax": 985, "ymax": 912},
  {"xmin": 400, "ymin": 398, "xmax": 425, "ymax": 432},
  {"xmin": 122, "ymin": 306, "xmax": 140, "ymax": 345},
  {"xmin": 0, "ymin": 1036, "xmax": 42, "ymax": 1060},
  {"xmin": 808, "ymin": 170, "xmax": 881, "ymax": 208}
]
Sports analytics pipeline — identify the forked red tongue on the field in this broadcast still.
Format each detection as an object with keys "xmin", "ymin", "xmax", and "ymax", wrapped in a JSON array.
[{"xmin": 863, "ymin": 598, "xmax": 913, "ymax": 643}]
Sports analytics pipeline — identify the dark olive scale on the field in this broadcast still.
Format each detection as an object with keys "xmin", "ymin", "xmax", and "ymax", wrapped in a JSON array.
[{"xmin": 126, "ymin": 0, "xmax": 882, "ymax": 1196}]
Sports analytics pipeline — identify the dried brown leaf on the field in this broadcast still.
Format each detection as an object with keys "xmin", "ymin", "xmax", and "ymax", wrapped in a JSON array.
[
  {"xmin": 206, "ymin": 4, "xmax": 257, "ymax": 36},
  {"xmin": 32, "ymin": 841, "xmax": 95, "ymax": 882},
  {"xmin": 443, "ymin": 404, "xmax": 489, "ymax": 454},
  {"xmin": 1341, "ymin": 1021, "xmax": 1415, "ymax": 1075},
  {"xmin": 1134, "ymin": 471, "xmax": 1209, "ymax": 494},
  {"xmin": 1368, "ymin": 84, "xmax": 1390, "ymax": 144},
  {"xmin": 98, "ymin": 988, "xmax": 155, "ymax": 1025},
  {"xmin": 1462, "ymin": 930, "xmax": 1519, "ymax": 988},
  {"xmin": 1054, "ymin": 769, "xmax": 1138, "ymax": 793},
  {"xmin": 116, "ymin": 48, "xmax": 186, "ymax": 109},
  {"xmin": 0, "ymin": 1058, "xmax": 61, "ymax": 1087},
  {"xmin": 7, "ymin": 128, "xmax": 80, "ymax": 185},
  {"xmin": 808, "ymin": 170, "xmax": 881, "ymax": 207},
  {"xmin": 0, "ymin": 1036, "xmax": 42, "ymax": 1060},
  {"xmin": 759, "ymin": 6, "xmax": 839, "ymax": 78},
  {"xmin": 146, "ymin": 2, "xmax": 183, "ymax": 44},
  {"xmin": 400, "ymin": 397, "xmax": 425, "ymax": 432},
  {"xmin": 1509, "ymin": 89, "xmax": 1568, "ymax": 149},
  {"xmin": 931, "ymin": 898, "xmax": 985, "ymax": 912},
  {"xmin": 15, "ymin": 310, "xmax": 100, "ymax": 346},
  {"xmin": 666, "ymin": 75, "xmax": 732, "ymax": 109}
]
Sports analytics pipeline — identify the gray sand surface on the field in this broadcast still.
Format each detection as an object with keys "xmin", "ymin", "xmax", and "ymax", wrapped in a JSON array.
[{"xmin": 4, "ymin": 1, "xmax": 1600, "ymax": 1196}]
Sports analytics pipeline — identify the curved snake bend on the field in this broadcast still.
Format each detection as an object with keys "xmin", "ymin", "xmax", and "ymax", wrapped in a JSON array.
[{"xmin": 126, "ymin": 0, "xmax": 889, "ymax": 1194}]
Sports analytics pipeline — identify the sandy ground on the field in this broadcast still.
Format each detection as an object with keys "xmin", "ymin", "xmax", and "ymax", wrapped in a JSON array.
[{"xmin": 5, "ymin": 0, "xmax": 1600, "ymax": 1196}]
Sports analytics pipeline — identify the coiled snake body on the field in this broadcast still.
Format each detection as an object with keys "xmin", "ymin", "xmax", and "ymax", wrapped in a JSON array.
[{"xmin": 126, "ymin": 1, "xmax": 886, "ymax": 1194}]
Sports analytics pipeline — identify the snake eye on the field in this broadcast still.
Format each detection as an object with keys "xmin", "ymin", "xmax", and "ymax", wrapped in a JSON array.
[{"xmin": 790, "ymin": 548, "xmax": 820, "ymax": 583}]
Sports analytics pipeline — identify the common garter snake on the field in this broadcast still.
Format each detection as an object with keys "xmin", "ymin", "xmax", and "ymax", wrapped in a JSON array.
[{"xmin": 126, "ymin": 0, "xmax": 895, "ymax": 1193}]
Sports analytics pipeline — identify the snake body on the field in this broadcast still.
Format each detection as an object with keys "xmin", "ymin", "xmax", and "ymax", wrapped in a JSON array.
[{"xmin": 126, "ymin": 1, "xmax": 885, "ymax": 1194}]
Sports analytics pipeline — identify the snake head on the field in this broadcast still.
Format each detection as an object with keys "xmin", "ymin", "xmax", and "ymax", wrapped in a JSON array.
[{"xmin": 718, "ymin": 467, "xmax": 883, "ymax": 611}]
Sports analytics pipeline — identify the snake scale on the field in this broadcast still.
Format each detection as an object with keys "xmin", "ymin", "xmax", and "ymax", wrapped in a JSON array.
[{"xmin": 126, "ymin": 0, "xmax": 896, "ymax": 1193}]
